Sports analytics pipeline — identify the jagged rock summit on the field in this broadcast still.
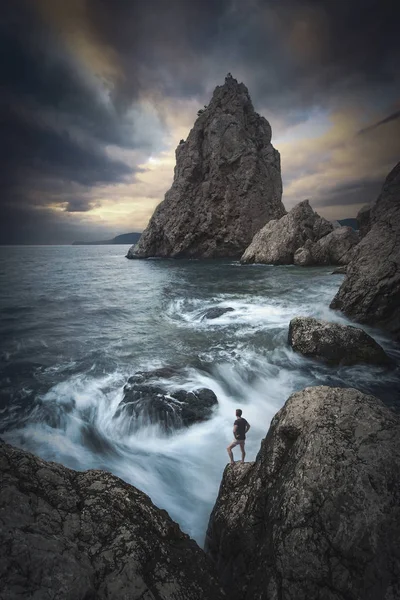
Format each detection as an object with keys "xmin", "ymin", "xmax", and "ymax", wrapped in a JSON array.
[{"xmin": 127, "ymin": 74, "xmax": 285, "ymax": 259}]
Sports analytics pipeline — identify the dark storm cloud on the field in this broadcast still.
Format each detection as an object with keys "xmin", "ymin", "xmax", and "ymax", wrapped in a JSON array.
[
  {"xmin": 84, "ymin": 0, "xmax": 400, "ymax": 116},
  {"xmin": 1, "ymin": 0, "xmax": 399, "ymax": 243},
  {"xmin": 1, "ymin": 0, "xmax": 154, "ymax": 149},
  {"xmin": 0, "ymin": 0, "xmax": 150, "ymax": 243},
  {"xmin": 358, "ymin": 111, "xmax": 400, "ymax": 136},
  {"xmin": 64, "ymin": 198, "xmax": 101, "ymax": 213},
  {"xmin": 86, "ymin": 0, "xmax": 231, "ymax": 103},
  {"xmin": 0, "ymin": 201, "xmax": 116, "ymax": 245},
  {"xmin": 0, "ymin": 104, "xmax": 133, "ymax": 189},
  {"xmin": 314, "ymin": 179, "xmax": 384, "ymax": 210}
]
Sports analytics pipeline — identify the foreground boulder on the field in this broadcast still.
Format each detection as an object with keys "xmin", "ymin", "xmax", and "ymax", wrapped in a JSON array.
[
  {"xmin": 127, "ymin": 74, "xmax": 284, "ymax": 259},
  {"xmin": 294, "ymin": 226, "xmax": 359, "ymax": 266},
  {"xmin": 331, "ymin": 162, "xmax": 400, "ymax": 339},
  {"xmin": 288, "ymin": 316, "xmax": 390, "ymax": 366},
  {"xmin": 206, "ymin": 386, "xmax": 400, "ymax": 600},
  {"xmin": 114, "ymin": 369, "xmax": 218, "ymax": 433},
  {"xmin": 0, "ymin": 441, "xmax": 225, "ymax": 600},
  {"xmin": 241, "ymin": 199, "xmax": 333, "ymax": 264}
]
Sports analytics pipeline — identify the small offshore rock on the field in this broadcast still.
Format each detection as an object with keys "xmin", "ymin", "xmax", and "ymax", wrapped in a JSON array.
[
  {"xmin": 201, "ymin": 307, "xmax": 234, "ymax": 320},
  {"xmin": 332, "ymin": 266, "xmax": 347, "ymax": 274},
  {"xmin": 0, "ymin": 441, "xmax": 225, "ymax": 600},
  {"xmin": 205, "ymin": 386, "xmax": 400, "ymax": 600},
  {"xmin": 241, "ymin": 199, "xmax": 333, "ymax": 264},
  {"xmin": 288, "ymin": 316, "xmax": 390, "ymax": 366}
]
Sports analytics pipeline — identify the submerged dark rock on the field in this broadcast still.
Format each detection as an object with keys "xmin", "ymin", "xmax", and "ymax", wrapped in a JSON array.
[
  {"xmin": 241, "ymin": 199, "xmax": 333, "ymax": 264},
  {"xmin": 331, "ymin": 162, "xmax": 400, "ymax": 339},
  {"xmin": 288, "ymin": 316, "xmax": 390, "ymax": 366},
  {"xmin": 114, "ymin": 370, "xmax": 218, "ymax": 432},
  {"xmin": 0, "ymin": 441, "xmax": 225, "ymax": 600},
  {"xmin": 205, "ymin": 386, "xmax": 400, "ymax": 600},
  {"xmin": 127, "ymin": 74, "xmax": 284, "ymax": 259},
  {"xmin": 201, "ymin": 307, "xmax": 234, "ymax": 320}
]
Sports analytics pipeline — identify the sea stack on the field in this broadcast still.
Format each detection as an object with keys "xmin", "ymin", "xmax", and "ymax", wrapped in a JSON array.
[
  {"xmin": 330, "ymin": 161, "xmax": 400, "ymax": 339},
  {"xmin": 127, "ymin": 74, "xmax": 284, "ymax": 259}
]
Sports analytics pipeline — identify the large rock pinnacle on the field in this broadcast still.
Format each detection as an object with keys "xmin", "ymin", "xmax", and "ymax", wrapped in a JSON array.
[{"xmin": 127, "ymin": 74, "xmax": 285, "ymax": 259}]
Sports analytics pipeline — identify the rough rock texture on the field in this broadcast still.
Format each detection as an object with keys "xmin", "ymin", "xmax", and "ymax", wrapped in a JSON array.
[
  {"xmin": 205, "ymin": 386, "xmax": 400, "ymax": 600},
  {"xmin": 0, "ymin": 441, "xmax": 225, "ymax": 600},
  {"xmin": 288, "ymin": 317, "xmax": 391, "ymax": 366},
  {"xmin": 241, "ymin": 200, "xmax": 333, "ymax": 264},
  {"xmin": 331, "ymin": 162, "xmax": 400, "ymax": 339},
  {"xmin": 201, "ymin": 307, "xmax": 234, "ymax": 320},
  {"xmin": 294, "ymin": 226, "xmax": 359, "ymax": 266},
  {"xmin": 127, "ymin": 74, "xmax": 284, "ymax": 259},
  {"xmin": 357, "ymin": 204, "xmax": 371, "ymax": 238},
  {"xmin": 114, "ymin": 370, "xmax": 218, "ymax": 433}
]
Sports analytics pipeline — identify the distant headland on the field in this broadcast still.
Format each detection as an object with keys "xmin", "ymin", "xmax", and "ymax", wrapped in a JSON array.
[{"xmin": 72, "ymin": 232, "xmax": 141, "ymax": 246}]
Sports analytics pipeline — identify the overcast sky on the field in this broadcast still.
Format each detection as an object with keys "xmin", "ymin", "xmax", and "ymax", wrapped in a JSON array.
[{"xmin": 1, "ymin": 0, "xmax": 399, "ymax": 244}]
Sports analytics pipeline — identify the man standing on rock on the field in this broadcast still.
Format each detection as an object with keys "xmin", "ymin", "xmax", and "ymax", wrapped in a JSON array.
[{"xmin": 227, "ymin": 409, "xmax": 250, "ymax": 465}]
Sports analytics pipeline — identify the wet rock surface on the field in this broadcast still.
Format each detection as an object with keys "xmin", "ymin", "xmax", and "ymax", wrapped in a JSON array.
[
  {"xmin": 294, "ymin": 226, "xmax": 359, "ymax": 266},
  {"xmin": 331, "ymin": 162, "xmax": 400, "ymax": 339},
  {"xmin": 288, "ymin": 316, "xmax": 391, "ymax": 366},
  {"xmin": 114, "ymin": 370, "xmax": 218, "ymax": 432},
  {"xmin": 241, "ymin": 200, "xmax": 333, "ymax": 264},
  {"xmin": 127, "ymin": 74, "xmax": 284, "ymax": 259},
  {"xmin": 0, "ymin": 440, "xmax": 225, "ymax": 600},
  {"xmin": 205, "ymin": 386, "xmax": 400, "ymax": 600}
]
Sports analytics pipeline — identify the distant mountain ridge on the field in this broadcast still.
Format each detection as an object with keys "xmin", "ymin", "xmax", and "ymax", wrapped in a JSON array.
[{"xmin": 72, "ymin": 232, "xmax": 141, "ymax": 246}]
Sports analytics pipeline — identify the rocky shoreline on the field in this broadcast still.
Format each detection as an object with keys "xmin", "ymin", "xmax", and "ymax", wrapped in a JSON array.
[
  {"xmin": 2, "ymin": 75, "xmax": 399, "ymax": 598},
  {"xmin": 2, "ymin": 382, "xmax": 399, "ymax": 599}
]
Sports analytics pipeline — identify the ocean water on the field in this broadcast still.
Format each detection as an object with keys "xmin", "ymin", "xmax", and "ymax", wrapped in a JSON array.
[{"xmin": 1, "ymin": 245, "xmax": 399, "ymax": 544}]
